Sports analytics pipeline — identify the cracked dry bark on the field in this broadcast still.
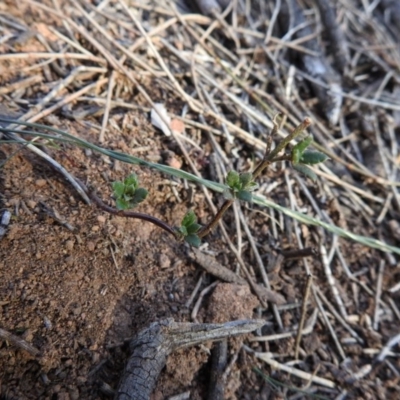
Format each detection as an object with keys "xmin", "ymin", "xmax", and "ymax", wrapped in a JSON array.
[{"xmin": 116, "ymin": 318, "xmax": 264, "ymax": 400}]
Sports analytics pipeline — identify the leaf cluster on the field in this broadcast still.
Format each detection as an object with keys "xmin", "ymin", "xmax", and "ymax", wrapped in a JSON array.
[
  {"xmin": 112, "ymin": 173, "xmax": 148, "ymax": 210},
  {"xmin": 223, "ymin": 171, "xmax": 258, "ymax": 202},
  {"xmin": 176, "ymin": 210, "xmax": 202, "ymax": 247},
  {"xmin": 290, "ymin": 135, "xmax": 328, "ymax": 181}
]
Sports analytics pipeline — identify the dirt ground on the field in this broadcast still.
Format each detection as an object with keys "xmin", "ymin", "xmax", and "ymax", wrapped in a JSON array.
[{"xmin": 1, "ymin": 0, "xmax": 400, "ymax": 399}]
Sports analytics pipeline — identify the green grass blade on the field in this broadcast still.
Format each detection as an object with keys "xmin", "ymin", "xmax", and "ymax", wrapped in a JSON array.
[{"xmin": 1, "ymin": 118, "xmax": 399, "ymax": 255}]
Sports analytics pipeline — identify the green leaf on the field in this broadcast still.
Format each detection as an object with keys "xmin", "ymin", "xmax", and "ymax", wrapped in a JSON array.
[
  {"xmin": 185, "ymin": 234, "xmax": 201, "ymax": 247},
  {"xmin": 112, "ymin": 181, "xmax": 125, "ymax": 198},
  {"xmin": 132, "ymin": 187, "xmax": 148, "ymax": 204},
  {"xmin": 293, "ymin": 163, "xmax": 317, "ymax": 181},
  {"xmin": 239, "ymin": 172, "xmax": 253, "ymax": 187},
  {"xmin": 291, "ymin": 135, "xmax": 313, "ymax": 164},
  {"xmin": 237, "ymin": 190, "xmax": 253, "ymax": 202},
  {"xmin": 187, "ymin": 223, "xmax": 202, "ymax": 235},
  {"xmin": 124, "ymin": 173, "xmax": 138, "ymax": 188},
  {"xmin": 293, "ymin": 135, "xmax": 313, "ymax": 153},
  {"xmin": 226, "ymin": 170, "xmax": 240, "ymax": 189},
  {"xmin": 178, "ymin": 226, "xmax": 188, "ymax": 236},
  {"xmin": 300, "ymin": 151, "xmax": 328, "ymax": 165},
  {"xmin": 116, "ymin": 198, "xmax": 129, "ymax": 210},
  {"xmin": 182, "ymin": 210, "xmax": 197, "ymax": 227}
]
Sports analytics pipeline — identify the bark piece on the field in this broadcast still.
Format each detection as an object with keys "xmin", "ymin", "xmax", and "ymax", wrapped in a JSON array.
[
  {"xmin": 116, "ymin": 318, "xmax": 264, "ymax": 400},
  {"xmin": 190, "ymin": 249, "xmax": 286, "ymax": 305}
]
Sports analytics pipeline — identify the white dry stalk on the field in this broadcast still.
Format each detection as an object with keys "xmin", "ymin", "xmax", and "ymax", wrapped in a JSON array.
[
  {"xmin": 320, "ymin": 243, "xmax": 348, "ymax": 319},
  {"xmin": 316, "ymin": 287, "xmax": 364, "ymax": 344},
  {"xmin": 250, "ymin": 349, "xmax": 336, "ymax": 389},
  {"xmin": 314, "ymin": 287, "xmax": 347, "ymax": 361},
  {"xmin": 373, "ymin": 260, "xmax": 385, "ymax": 331},
  {"xmin": 248, "ymin": 308, "xmax": 318, "ymax": 342}
]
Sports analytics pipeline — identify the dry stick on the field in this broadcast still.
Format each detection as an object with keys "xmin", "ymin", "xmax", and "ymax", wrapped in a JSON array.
[
  {"xmin": 0, "ymin": 52, "xmax": 106, "ymax": 63},
  {"xmin": 99, "ymin": 70, "xmax": 116, "ymax": 143},
  {"xmin": 185, "ymin": 272, "xmax": 204, "ymax": 309},
  {"xmin": 315, "ymin": 287, "xmax": 364, "ymax": 344},
  {"xmin": 376, "ymin": 332, "xmax": 400, "ymax": 363},
  {"xmin": 294, "ymin": 274, "xmax": 313, "ymax": 359},
  {"xmin": 238, "ymin": 208, "xmax": 283, "ymax": 330},
  {"xmin": 373, "ymin": 260, "xmax": 385, "ymax": 331},
  {"xmin": 197, "ymin": 198, "xmax": 233, "ymax": 238},
  {"xmin": 313, "ymin": 288, "xmax": 347, "ymax": 361},
  {"xmin": 191, "ymin": 282, "xmax": 219, "ymax": 322},
  {"xmin": 207, "ymin": 339, "xmax": 228, "ymax": 400},
  {"xmin": 320, "ymin": 243, "xmax": 348, "ymax": 319},
  {"xmin": 282, "ymin": 247, "xmax": 319, "ymax": 260},
  {"xmin": 0, "ymin": 75, "xmax": 43, "ymax": 95},
  {"xmin": 0, "ymin": 328, "xmax": 40, "ymax": 357},
  {"xmin": 247, "ymin": 346, "xmax": 336, "ymax": 389},
  {"xmin": 116, "ymin": 318, "xmax": 264, "ymax": 400},
  {"xmin": 189, "ymin": 248, "xmax": 286, "ymax": 306},
  {"xmin": 248, "ymin": 308, "xmax": 318, "ymax": 342},
  {"xmin": 190, "ymin": 248, "xmax": 246, "ymax": 286},
  {"xmin": 78, "ymin": 95, "xmax": 226, "ymax": 137}
]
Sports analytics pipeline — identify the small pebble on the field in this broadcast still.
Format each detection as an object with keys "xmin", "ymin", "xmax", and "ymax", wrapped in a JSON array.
[
  {"xmin": 167, "ymin": 156, "xmax": 182, "ymax": 169},
  {"xmin": 159, "ymin": 254, "xmax": 171, "ymax": 269},
  {"xmin": 97, "ymin": 215, "xmax": 106, "ymax": 224},
  {"xmin": 65, "ymin": 256, "xmax": 74, "ymax": 266},
  {"xmin": 26, "ymin": 200, "xmax": 37, "ymax": 209},
  {"xmin": 87, "ymin": 242, "xmax": 95, "ymax": 251},
  {"xmin": 35, "ymin": 179, "xmax": 47, "ymax": 187},
  {"xmin": 65, "ymin": 240, "xmax": 74, "ymax": 251}
]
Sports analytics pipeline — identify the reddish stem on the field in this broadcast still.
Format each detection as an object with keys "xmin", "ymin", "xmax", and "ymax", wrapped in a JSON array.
[{"xmin": 79, "ymin": 181, "xmax": 177, "ymax": 238}]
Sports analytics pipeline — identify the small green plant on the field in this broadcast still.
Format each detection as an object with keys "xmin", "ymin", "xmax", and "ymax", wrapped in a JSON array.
[
  {"xmin": 176, "ymin": 210, "xmax": 202, "ymax": 247},
  {"xmin": 83, "ymin": 115, "xmax": 327, "ymax": 248},
  {"xmin": 290, "ymin": 135, "xmax": 328, "ymax": 181},
  {"xmin": 223, "ymin": 171, "xmax": 258, "ymax": 202},
  {"xmin": 112, "ymin": 173, "xmax": 148, "ymax": 210}
]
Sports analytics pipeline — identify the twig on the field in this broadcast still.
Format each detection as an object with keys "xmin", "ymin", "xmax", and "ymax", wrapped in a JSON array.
[
  {"xmin": 189, "ymin": 248, "xmax": 286, "ymax": 306},
  {"xmin": 82, "ymin": 183, "xmax": 177, "ymax": 238},
  {"xmin": 376, "ymin": 332, "xmax": 400, "ymax": 363},
  {"xmin": 248, "ymin": 308, "xmax": 318, "ymax": 342},
  {"xmin": 191, "ymin": 282, "xmax": 219, "ymax": 322},
  {"xmin": 0, "ymin": 327, "xmax": 41, "ymax": 357},
  {"xmin": 320, "ymin": 243, "xmax": 348, "ymax": 319},
  {"xmin": 315, "ymin": 287, "xmax": 364, "ymax": 344},
  {"xmin": 207, "ymin": 339, "xmax": 228, "ymax": 400},
  {"xmin": 116, "ymin": 318, "xmax": 264, "ymax": 400},
  {"xmin": 373, "ymin": 260, "xmax": 385, "ymax": 331},
  {"xmin": 248, "ymin": 347, "xmax": 336, "ymax": 389},
  {"xmin": 294, "ymin": 274, "xmax": 313, "ymax": 359},
  {"xmin": 313, "ymin": 288, "xmax": 346, "ymax": 361}
]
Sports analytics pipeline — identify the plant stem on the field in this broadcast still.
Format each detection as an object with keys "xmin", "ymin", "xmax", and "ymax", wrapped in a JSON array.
[
  {"xmin": 197, "ymin": 117, "xmax": 312, "ymax": 241},
  {"xmin": 197, "ymin": 199, "xmax": 233, "ymax": 238},
  {"xmin": 253, "ymin": 117, "xmax": 312, "ymax": 179},
  {"xmin": 80, "ymin": 182, "xmax": 177, "ymax": 237}
]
